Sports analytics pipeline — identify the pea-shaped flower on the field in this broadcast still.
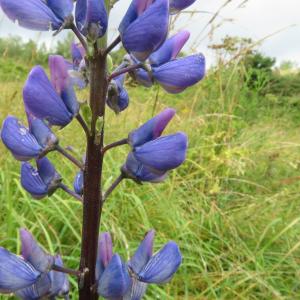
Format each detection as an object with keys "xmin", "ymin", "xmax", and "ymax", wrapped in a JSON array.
[
  {"xmin": 125, "ymin": 32, "xmax": 205, "ymax": 93},
  {"xmin": 0, "ymin": 247, "xmax": 40, "ymax": 294},
  {"xmin": 49, "ymin": 55, "xmax": 80, "ymax": 118},
  {"xmin": 75, "ymin": 0, "xmax": 108, "ymax": 40},
  {"xmin": 119, "ymin": 0, "xmax": 169, "ymax": 61},
  {"xmin": 125, "ymin": 231, "xmax": 182, "ymax": 300},
  {"xmin": 1, "ymin": 115, "xmax": 58, "ymax": 161},
  {"xmin": 16, "ymin": 229, "xmax": 69, "ymax": 299},
  {"xmin": 107, "ymin": 74, "xmax": 129, "ymax": 114},
  {"xmin": 23, "ymin": 63, "xmax": 78, "ymax": 127},
  {"xmin": 21, "ymin": 157, "xmax": 62, "ymax": 199},
  {"xmin": 169, "ymin": 0, "xmax": 197, "ymax": 14},
  {"xmin": 123, "ymin": 109, "xmax": 187, "ymax": 183},
  {"xmin": 0, "ymin": 0, "xmax": 73, "ymax": 31},
  {"xmin": 96, "ymin": 233, "xmax": 131, "ymax": 299}
]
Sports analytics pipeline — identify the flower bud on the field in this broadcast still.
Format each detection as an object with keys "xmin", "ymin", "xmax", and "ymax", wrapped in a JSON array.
[
  {"xmin": 107, "ymin": 74, "xmax": 129, "ymax": 114},
  {"xmin": 1, "ymin": 116, "xmax": 42, "ymax": 161},
  {"xmin": 21, "ymin": 157, "xmax": 61, "ymax": 199},
  {"xmin": 75, "ymin": 0, "xmax": 108, "ymax": 40},
  {"xmin": 119, "ymin": 0, "xmax": 169, "ymax": 61},
  {"xmin": 74, "ymin": 171, "xmax": 84, "ymax": 196}
]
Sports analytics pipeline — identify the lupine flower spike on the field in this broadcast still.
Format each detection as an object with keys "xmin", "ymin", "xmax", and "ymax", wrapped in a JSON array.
[{"xmin": 0, "ymin": 0, "xmax": 201, "ymax": 297}]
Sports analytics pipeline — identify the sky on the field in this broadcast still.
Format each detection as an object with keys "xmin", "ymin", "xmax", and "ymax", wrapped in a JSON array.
[{"xmin": 0, "ymin": 0, "xmax": 299, "ymax": 67}]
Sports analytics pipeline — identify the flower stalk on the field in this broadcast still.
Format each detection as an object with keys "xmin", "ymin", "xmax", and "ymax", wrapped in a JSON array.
[{"xmin": 79, "ymin": 47, "xmax": 107, "ymax": 300}]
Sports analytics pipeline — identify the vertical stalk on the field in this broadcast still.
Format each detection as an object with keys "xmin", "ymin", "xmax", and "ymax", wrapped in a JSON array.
[{"xmin": 79, "ymin": 48, "xmax": 107, "ymax": 299}]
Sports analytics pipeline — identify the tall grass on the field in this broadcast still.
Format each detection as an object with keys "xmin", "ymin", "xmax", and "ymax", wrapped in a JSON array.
[{"xmin": 1, "ymin": 58, "xmax": 300, "ymax": 300}]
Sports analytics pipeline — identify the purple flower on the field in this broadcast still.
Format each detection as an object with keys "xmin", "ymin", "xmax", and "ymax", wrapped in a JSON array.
[
  {"xmin": 20, "ymin": 228, "xmax": 54, "ymax": 273},
  {"xmin": 21, "ymin": 157, "xmax": 61, "ymax": 199},
  {"xmin": 23, "ymin": 66, "xmax": 75, "ymax": 127},
  {"xmin": 123, "ymin": 110, "xmax": 187, "ymax": 183},
  {"xmin": 1, "ymin": 116, "xmax": 42, "ymax": 161},
  {"xmin": 133, "ymin": 132, "xmax": 188, "ymax": 172},
  {"xmin": 96, "ymin": 232, "xmax": 113, "ymax": 282},
  {"xmin": 0, "ymin": 0, "xmax": 73, "ymax": 31},
  {"xmin": 119, "ymin": 0, "xmax": 169, "ymax": 61},
  {"xmin": 152, "ymin": 53, "xmax": 206, "ymax": 93},
  {"xmin": 107, "ymin": 74, "xmax": 129, "ymax": 114},
  {"xmin": 1, "ymin": 114, "xmax": 57, "ymax": 161},
  {"xmin": 169, "ymin": 0, "xmax": 197, "ymax": 13},
  {"xmin": 149, "ymin": 30, "xmax": 190, "ymax": 66},
  {"xmin": 0, "ymin": 247, "xmax": 40, "ymax": 294},
  {"xmin": 75, "ymin": 0, "xmax": 108, "ymax": 40},
  {"xmin": 15, "ymin": 255, "xmax": 69, "ymax": 299},
  {"xmin": 49, "ymin": 55, "xmax": 80, "ymax": 117},
  {"xmin": 74, "ymin": 171, "xmax": 84, "ymax": 196},
  {"xmin": 125, "ymin": 230, "xmax": 182, "ymax": 300},
  {"xmin": 96, "ymin": 233, "xmax": 131, "ymax": 298},
  {"xmin": 128, "ymin": 108, "xmax": 176, "ymax": 147}
]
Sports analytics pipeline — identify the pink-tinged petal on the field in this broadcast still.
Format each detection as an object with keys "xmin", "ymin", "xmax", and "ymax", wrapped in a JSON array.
[
  {"xmin": 23, "ymin": 66, "xmax": 73, "ymax": 126},
  {"xmin": 20, "ymin": 228, "xmax": 54, "ymax": 273},
  {"xmin": 149, "ymin": 30, "xmax": 190, "ymax": 66},
  {"xmin": 128, "ymin": 108, "xmax": 176, "ymax": 147}
]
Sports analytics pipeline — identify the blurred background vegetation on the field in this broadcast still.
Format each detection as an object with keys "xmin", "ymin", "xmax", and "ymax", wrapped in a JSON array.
[{"xmin": 1, "ymin": 33, "xmax": 300, "ymax": 300}]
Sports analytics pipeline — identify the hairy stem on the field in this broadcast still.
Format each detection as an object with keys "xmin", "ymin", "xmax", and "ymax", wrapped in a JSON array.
[
  {"xmin": 102, "ymin": 138, "xmax": 128, "ymax": 155},
  {"xmin": 56, "ymin": 145, "xmax": 84, "ymax": 170},
  {"xmin": 79, "ymin": 47, "xmax": 107, "ymax": 300},
  {"xmin": 59, "ymin": 183, "xmax": 83, "ymax": 202},
  {"xmin": 103, "ymin": 174, "xmax": 124, "ymax": 202}
]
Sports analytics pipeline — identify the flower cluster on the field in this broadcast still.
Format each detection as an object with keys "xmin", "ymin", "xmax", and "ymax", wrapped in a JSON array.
[
  {"xmin": 0, "ymin": 0, "xmax": 204, "ymax": 298},
  {"xmin": 96, "ymin": 230, "xmax": 182, "ymax": 299},
  {"xmin": 0, "ymin": 229, "xmax": 69, "ymax": 299}
]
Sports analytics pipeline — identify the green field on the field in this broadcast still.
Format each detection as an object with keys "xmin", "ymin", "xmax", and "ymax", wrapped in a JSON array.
[{"xmin": 1, "ymin": 43, "xmax": 300, "ymax": 299}]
